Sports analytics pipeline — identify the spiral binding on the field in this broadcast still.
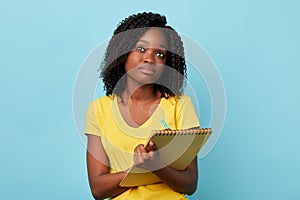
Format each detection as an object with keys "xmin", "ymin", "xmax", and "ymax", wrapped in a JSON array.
[{"xmin": 153, "ymin": 128, "xmax": 212, "ymax": 136}]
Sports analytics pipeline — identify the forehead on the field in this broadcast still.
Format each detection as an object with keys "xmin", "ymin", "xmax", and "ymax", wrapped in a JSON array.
[{"xmin": 137, "ymin": 27, "xmax": 168, "ymax": 48}]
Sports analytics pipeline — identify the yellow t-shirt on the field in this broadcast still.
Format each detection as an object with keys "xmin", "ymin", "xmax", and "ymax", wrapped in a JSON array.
[{"xmin": 85, "ymin": 95, "xmax": 200, "ymax": 200}]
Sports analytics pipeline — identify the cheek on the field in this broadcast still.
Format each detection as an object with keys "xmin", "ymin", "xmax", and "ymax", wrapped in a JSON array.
[
  {"xmin": 125, "ymin": 52, "xmax": 141, "ymax": 72},
  {"xmin": 124, "ymin": 61, "xmax": 130, "ymax": 72},
  {"xmin": 125, "ymin": 58, "xmax": 135, "ymax": 72},
  {"xmin": 156, "ymin": 65, "xmax": 165, "ymax": 77},
  {"xmin": 156, "ymin": 57, "xmax": 166, "ymax": 65}
]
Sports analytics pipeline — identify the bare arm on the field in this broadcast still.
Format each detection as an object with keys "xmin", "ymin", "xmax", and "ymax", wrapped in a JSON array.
[
  {"xmin": 87, "ymin": 135, "xmax": 129, "ymax": 199},
  {"xmin": 153, "ymin": 158, "xmax": 198, "ymax": 195},
  {"xmin": 134, "ymin": 142, "xmax": 198, "ymax": 195}
]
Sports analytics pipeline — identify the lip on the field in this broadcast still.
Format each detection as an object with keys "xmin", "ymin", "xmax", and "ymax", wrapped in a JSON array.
[{"xmin": 138, "ymin": 66, "xmax": 155, "ymax": 75}]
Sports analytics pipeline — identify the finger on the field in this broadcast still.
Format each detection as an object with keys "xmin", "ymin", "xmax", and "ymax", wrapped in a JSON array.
[
  {"xmin": 135, "ymin": 146, "xmax": 148, "ymax": 164},
  {"xmin": 153, "ymin": 143, "xmax": 157, "ymax": 151},
  {"xmin": 148, "ymin": 150, "xmax": 158, "ymax": 158},
  {"xmin": 145, "ymin": 141, "xmax": 153, "ymax": 152},
  {"xmin": 134, "ymin": 145, "xmax": 142, "ymax": 165},
  {"xmin": 149, "ymin": 141, "xmax": 154, "ymax": 148},
  {"xmin": 135, "ymin": 144, "xmax": 147, "ymax": 152},
  {"xmin": 138, "ymin": 147, "xmax": 149, "ymax": 161}
]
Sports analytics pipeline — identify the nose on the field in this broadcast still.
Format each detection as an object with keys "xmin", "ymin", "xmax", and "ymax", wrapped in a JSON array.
[{"xmin": 143, "ymin": 50, "xmax": 155, "ymax": 63}]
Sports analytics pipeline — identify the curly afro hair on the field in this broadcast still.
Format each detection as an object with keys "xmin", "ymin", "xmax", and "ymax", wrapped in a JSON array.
[{"xmin": 100, "ymin": 12, "xmax": 187, "ymax": 98}]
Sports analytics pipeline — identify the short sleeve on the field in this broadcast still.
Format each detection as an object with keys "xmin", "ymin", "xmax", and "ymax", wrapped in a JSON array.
[
  {"xmin": 176, "ymin": 96, "xmax": 200, "ymax": 129},
  {"xmin": 85, "ymin": 101, "xmax": 104, "ymax": 137}
]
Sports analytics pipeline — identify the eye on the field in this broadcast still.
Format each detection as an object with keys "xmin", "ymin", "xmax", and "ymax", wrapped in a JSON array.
[
  {"xmin": 136, "ymin": 46, "xmax": 145, "ymax": 52},
  {"xmin": 156, "ymin": 51, "xmax": 166, "ymax": 59}
]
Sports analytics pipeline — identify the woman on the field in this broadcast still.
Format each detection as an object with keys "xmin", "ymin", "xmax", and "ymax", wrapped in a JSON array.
[{"xmin": 85, "ymin": 12, "xmax": 200, "ymax": 199}]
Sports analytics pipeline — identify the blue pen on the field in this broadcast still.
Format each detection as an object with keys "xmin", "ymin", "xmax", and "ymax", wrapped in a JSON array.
[{"xmin": 161, "ymin": 119, "xmax": 170, "ymax": 129}]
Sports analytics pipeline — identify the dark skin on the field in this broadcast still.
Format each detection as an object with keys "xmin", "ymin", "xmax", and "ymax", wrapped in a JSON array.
[
  {"xmin": 87, "ymin": 135, "xmax": 129, "ymax": 199},
  {"xmin": 87, "ymin": 28, "xmax": 198, "ymax": 199}
]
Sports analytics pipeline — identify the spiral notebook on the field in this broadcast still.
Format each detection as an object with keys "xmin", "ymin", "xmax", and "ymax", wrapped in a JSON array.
[{"xmin": 120, "ymin": 127, "xmax": 212, "ymax": 187}]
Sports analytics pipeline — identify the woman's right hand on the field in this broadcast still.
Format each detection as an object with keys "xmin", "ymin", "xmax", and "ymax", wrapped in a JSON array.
[{"xmin": 133, "ymin": 141, "xmax": 164, "ymax": 171}]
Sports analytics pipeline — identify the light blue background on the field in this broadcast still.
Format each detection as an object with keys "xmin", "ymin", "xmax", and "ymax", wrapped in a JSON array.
[{"xmin": 1, "ymin": 0, "xmax": 299, "ymax": 199}]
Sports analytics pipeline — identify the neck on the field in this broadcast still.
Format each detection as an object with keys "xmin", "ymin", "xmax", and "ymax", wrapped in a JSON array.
[{"xmin": 121, "ymin": 83, "xmax": 158, "ymax": 104}]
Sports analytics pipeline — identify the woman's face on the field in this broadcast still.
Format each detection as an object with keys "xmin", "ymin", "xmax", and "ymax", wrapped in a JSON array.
[{"xmin": 125, "ymin": 27, "xmax": 168, "ymax": 86}]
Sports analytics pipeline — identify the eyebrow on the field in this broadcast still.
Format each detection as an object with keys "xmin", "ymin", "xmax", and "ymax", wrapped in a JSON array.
[{"xmin": 137, "ymin": 39, "xmax": 167, "ymax": 50}]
